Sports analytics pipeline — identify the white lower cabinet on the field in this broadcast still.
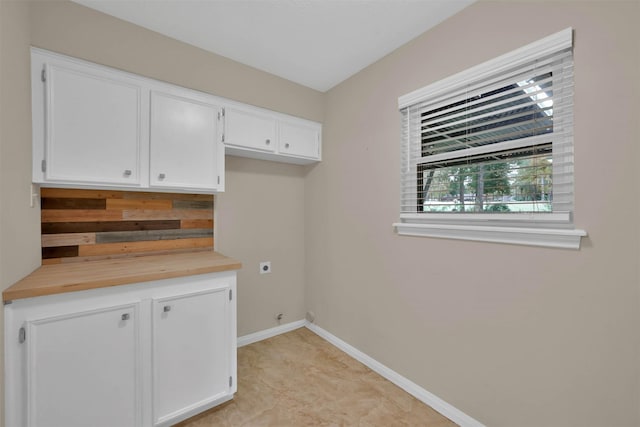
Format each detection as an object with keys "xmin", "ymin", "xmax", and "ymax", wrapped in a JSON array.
[
  {"xmin": 4, "ymin": 271, "xmax": 237, "ymax": 427},
  {"xmin": 279, "ymin": 120, "xmax": 321, "ymax": 159},
  {"xmin": 152, "ymin": 288, "xmax": 232, "ymax": 426},
  {"xmin": 27, "ymin": 302, "xmax": 142, "ymax": 427}
]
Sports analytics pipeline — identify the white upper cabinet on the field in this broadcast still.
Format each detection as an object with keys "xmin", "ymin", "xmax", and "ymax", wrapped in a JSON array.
[
  {"xmin": 279, "ymin": 120, "xmax": 321, "ymax": 159},
  {"xmin": 150, "ymin": 91, "xmax": 224, "ymax": 192},
  {"xmin": 35, "ymin": 60, "xmax": 145, "ymax": 187},
  {"xmin": 31, "ymin": 48, "xmax": 224, "ymax": 193},
  {"xmin": 225, "ymin": 107, "xmax": 277, "ymax": 153},
  {"xmin": 31, "ymin": 48, "xmax": 323, "ymax": 193},
  {"xmin": 224, "ymin": 103, "xmax": 322, "ymax": 165},
  {"xmin": 5, "ymin": 271, "xmax": 237, "ymax": 427}
]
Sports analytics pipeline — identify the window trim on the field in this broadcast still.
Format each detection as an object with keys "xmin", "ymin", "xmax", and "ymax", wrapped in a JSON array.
[
  {"xmin": 398, "ymin": 28, "xmax": 573, "ymax": 110},
  {"xmin": 393, "ymin": 220, "xmax": 586, "ymax": 249},
  {"xmin": 395, "ymin": 28, "xmax": 587, "ymax": 249}
]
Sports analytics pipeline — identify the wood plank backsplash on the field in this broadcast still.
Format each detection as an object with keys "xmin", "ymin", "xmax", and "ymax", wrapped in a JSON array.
[{"xmin": 41, "ymin": 188, "xmax": 214, "ymax": 264}]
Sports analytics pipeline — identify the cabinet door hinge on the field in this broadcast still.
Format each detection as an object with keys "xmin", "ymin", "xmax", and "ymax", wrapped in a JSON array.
[
  {"xmin": 220, "ymin": 109, "xmax": 226, "ymax": 143},
  {"xmin": 229, "ymin": 289, "xmax": 232, "ymax": 301},
  {"xmin": 41, "ymin": 160, "xmax": 46, "ymax": 172},
  {"xmin": 229, "ymin": 376, "xmax": 233, "ymax": 387},
  {"xmin": 19, "ymin": 327, "xmax": 26, "ymax": 344},
  {"xmin": 41, "ymin": 68, "xmax": 46, "ymax": 82}
]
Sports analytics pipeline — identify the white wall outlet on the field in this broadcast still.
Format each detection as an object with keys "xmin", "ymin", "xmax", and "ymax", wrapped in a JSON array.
[{"xmin": 259, "ymin": 261, "xmax": 271, "ymax": 274}]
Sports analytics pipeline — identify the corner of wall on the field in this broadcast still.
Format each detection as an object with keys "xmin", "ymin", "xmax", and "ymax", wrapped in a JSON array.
[{"xmin": 1, "ymin": 1, "xmax": 42, "ymax": 426}]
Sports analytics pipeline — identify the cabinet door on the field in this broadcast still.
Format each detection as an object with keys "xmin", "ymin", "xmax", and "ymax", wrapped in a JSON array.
[
  {"xmin": 225, "ymin": 108, "xmax": 277, "ymax": 153},
  {"xmin": 25, "ymin": 303, "xmax": 141, "ymax": 427},
  {"xmin": 279, "ymin": 121, "xmax": 321, "ymax": 159},
  {"xmin": 150, "ymin": 91, "xmax": 223, "ymax": 191},
  {"xmin": 152, "ymin": 287, "xmax": 231, "ymax": 426},
  {"xmin": 44, "ymin": 64, "xmax": 142, "ymax": 185}
]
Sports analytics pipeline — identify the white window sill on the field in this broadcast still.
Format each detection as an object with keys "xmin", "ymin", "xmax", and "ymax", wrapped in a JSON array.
[{"xmin": 393, "ymin": 221, "xmax": 587, "ymax": 249}]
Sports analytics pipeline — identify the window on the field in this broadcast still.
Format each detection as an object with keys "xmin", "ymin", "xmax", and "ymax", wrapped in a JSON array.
[{"xmin": 394, "ymin": 28, "xmax": 586, "ymax": 249}]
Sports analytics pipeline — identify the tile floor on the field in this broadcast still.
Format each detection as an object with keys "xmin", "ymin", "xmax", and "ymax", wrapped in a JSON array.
[{"xmin": 177, "ymin": 327, "xmax": 457, "ymax": 426}]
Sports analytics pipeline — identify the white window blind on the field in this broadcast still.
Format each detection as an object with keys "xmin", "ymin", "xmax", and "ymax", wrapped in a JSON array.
[{"xmin": 395, "ymin": 28, "xmax": 586, "ymax": 249}]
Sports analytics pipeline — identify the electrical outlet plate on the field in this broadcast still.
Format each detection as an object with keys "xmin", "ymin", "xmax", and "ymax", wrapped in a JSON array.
[{"xmin": 259, "ymin": 261, "xmax": 271, "ymax": 274}]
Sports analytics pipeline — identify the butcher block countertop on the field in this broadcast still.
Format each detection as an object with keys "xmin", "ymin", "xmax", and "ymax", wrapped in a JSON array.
[{"xmin": 3, "ymin": 250, "xmax": 242, "ymax": 302}]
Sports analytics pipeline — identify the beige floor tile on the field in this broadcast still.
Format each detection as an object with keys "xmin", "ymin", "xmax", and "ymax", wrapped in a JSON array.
[{"xmin": 176, "ymin": 328, "xmax": 457, "ymax": 427}]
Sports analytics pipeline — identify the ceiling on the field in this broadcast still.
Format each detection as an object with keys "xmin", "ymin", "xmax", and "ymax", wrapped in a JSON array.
[{"xmin": 72, "ymin": 0, "xmax": 475, "ymax": 92}]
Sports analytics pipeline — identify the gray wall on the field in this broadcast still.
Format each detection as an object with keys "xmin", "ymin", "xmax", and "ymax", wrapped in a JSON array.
[
  {"xmin": 306, "ymin": 1, "xmax": 640, "ymax": 426},
  {"xmin": 0, "ymin": 0, "xmax": 638, "ymax": 426},
  {"xmin": 0, "ymin": 1, "xmax": 42, "ymax": 422},
  {"xmin": 0, "ymin": 1, "xmax": 322, "ymax": 422}
]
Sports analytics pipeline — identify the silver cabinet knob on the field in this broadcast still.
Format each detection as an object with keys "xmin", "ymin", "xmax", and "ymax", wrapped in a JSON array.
[
  {"xmin": 158, "ymin": 173, "xmax": 166, "ymax": 179},
  {"xmin": 285, "ymin": 143, "xmax": 290, "ymax": 149},
  {"xmin": 265, "ymin": 139, "xmax": 271, "ymax": 145},
  {"xmin": 163, "ymin": 305, "xmax": 171, "ymax": 313},
  {"xmin": 124, "ymin": 169, "xmax": 132, "ymax": 176},
  {"xmin": 121, "ymin": 313, "xmax": 130, "ymax": 321}
]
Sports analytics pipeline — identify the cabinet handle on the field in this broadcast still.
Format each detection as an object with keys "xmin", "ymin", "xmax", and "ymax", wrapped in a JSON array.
[
  {"xmin": 158, "ymin": 173, "xmax": 166, "ymax": 179},
  {"xmin": 121, "ymin": 313, "xmax": 130, "ymax": 321},
  {"xmin": 285, "ymin": 143, "xmax": 290, "ymax": 149},
  {"xmin": 163, "ymin": 305, "xmax": 171, "ymax": 313},
  {"xmin": 265, "ymin": 139, "xmax": 271, "ymax": 145},
  {"xmin": 124, "ymin": 169, "xmax": 132, "ymax": 176}
]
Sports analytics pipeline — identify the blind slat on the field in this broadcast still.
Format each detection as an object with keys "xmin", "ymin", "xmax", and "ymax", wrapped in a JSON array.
[{"xmin": 412, "ymin": 50, "xmax": 573, "ymax": 118}]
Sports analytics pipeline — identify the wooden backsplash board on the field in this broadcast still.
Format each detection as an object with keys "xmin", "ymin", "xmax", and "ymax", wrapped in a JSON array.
[{"xmin": 41, "ymin": 188, "xmax": 214, "ymax": 264}]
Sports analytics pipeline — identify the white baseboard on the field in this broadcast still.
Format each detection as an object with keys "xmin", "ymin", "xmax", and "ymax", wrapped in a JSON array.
[
  {"xmin": 305, "ymin": 322, "xmax": 485, "ymax": 427},
  {"xmin": 237, "ymin": 319, "xmax": 307, "ymax": 347}
]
